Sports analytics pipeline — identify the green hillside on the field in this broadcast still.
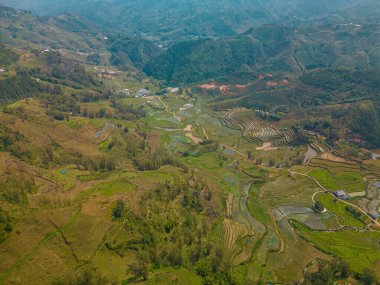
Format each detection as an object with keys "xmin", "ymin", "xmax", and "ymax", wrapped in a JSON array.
[
  {"xmin": 0, "ymin": 2, "xmax": 379, "ymax": 285},
  {"xmin": 144, "ymin": 23, "xmax": 380, "ymax": 84}
]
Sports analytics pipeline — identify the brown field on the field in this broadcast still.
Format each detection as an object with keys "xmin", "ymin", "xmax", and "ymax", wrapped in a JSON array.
[
  {"xmin": 321, "ymin": 152, "xmax": 348, "ymax": 163},
  {"xmin": 256, "ymin": 142, "xmax": 278, "ymax": 151}
]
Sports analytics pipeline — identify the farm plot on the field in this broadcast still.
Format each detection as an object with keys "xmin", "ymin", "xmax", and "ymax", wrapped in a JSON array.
[
  {"xmin": 363, "ymin": 160, "xmax": 380, "ymax": 177},
  {"xmin": 315, "ymin": 193, "xmax": 366, "ymax": 228},
  {"xmin": 293, "ymin": 221, "xmax": 380, "ymax": 272},
  {"xmin": 240, "ymin": 183, "xmax": 266, "ymax": 235},
  {"xmin": 220, "ymin": 108, "xmax": 294, "ymax": 146},
  {"xmin": 308, "ymin": 158, "xmax": 361, "ymax": 174},
  {"xmin": 308, "ymin": 169, "xmax": 367, "ymax": 193},
  {"xmin": 262, "ymin": 173, "xmax": 317, "ymax": 207},
  {"xmin": 273, "ymin": 206, "xmax": 336, "ymax": 230},
  {"xmin": 273, "ymin": 206, "xmax": 313, "ymax": 222},
  {"xmin": 359, "ymin": 182, "xmax": 380, "ymax": 214},
  {"xmin": 211, "ymin": 183, "xmax": 267, "ymax": 266},
  {"xmin": 210, "ymin": 218, "xmax": 255, "ymax": 266}
]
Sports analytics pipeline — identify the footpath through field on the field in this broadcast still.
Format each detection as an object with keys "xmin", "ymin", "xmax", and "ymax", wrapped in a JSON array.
[
  {"xmin": 220, "ymin": 144, "xmax": 248, "ymax": 158},
  {"xmin": 158, "ymin": 97, "xmax": 181, "ymax": 122}
]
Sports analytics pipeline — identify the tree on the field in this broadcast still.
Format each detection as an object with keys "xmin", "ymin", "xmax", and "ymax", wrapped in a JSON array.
[
  {"xmin": 331, "ymin": 257, "xmax": 350, "ymax": 279},
  {"xmin": 112, "ymin": 200, "xmax": 125, "ymax": 219},
  {"xmin": 128, "ymin": 251, "xmax": 150, "ymax": 281},
  {"xmin": 291, "ymin": 126, "xmax": 309, "ymax": 146},
  {"xmin": 4, "ymin": 223, "xmax": 12, "ymax": 233},
  {"xmin": 86, "ymin": 53, "xmax": 101, "ymax": 65},
  {"xmin": 98, "ymin": 108, "xmax": 106, "ymax": 118},
  {"xmin": 255, "ymin": 158, "xmax": 262, "ymax": 165},
  {"xmin": 313, "ymin": 201, "xmax": 325, "ymax": 212},
  {"xmin": 361, "ymin": 269, "xmax": 377, "ymax": 285}
]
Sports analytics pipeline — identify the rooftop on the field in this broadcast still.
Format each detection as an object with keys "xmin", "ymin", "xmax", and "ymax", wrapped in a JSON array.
[{"xmin": 333, "ymin": 190, "xmax": 347, "ymax": 196}]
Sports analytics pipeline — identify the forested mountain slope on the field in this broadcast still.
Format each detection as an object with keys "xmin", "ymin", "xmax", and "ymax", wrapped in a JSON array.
[
  {"xmin": 3, "ymin": 0, "xmax": 363, "ymax": 42},
  {"xmin": 144, "ymin": 23, "xmax": 380, "ymax": 84}
]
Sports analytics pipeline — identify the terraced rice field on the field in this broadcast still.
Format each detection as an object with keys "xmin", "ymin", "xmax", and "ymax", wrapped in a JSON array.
[
  {"xmin": 363, "ymin": 160, "xmax": 380, "ymax": 177},
  {"xmin": 210, "ymin": 218, "xmax": 253, "ymax": 265},
  {"xmin": 308, "ymin": 169, "xmax": 367, "ymax": 193},
  {"xmin": 220, "ymin": 108, "xmax": 294, "ymax": 146},
  {"xmin": 308, "ymin": 158, "xmax": 361, "ymax": 174},
  {"xmin": 210, "ymin": 183, "xmax": 267, "ymax": 266},
  {"xmin": 293, "ymin": 221, "xmax": 380, "ymax": 272},
  {"xmin": 315, "ymin": 193, "xmax": 367, "ymax": 228}
]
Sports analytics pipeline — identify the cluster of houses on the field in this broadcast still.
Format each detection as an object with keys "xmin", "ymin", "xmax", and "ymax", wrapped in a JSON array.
[
  {"xmin": 117, "ymin": 88, "xmax": 130, "ymax": 96},
  {"xmin": 134, "ymin": 87, "xmax": 180, "ymax": 98},
  {"xmin": 333, "ymin": 130, "xmax": 367, "ymax": 147},
  {"xmin": 333, "ymin": 137, "xmax": 366, "ymax": 146},
  {"xmin": 333, "ymin": 185, "xmax": 380, "ymax": 221},
  {"xmin": 96, "ymin": 67, "xmax": 119, "ymax": 80}
]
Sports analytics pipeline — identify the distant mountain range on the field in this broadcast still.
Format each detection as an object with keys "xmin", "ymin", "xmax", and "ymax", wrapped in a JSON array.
[{"xmin": 3, "ymin": 0, "xmax": 370, "ymax": 42}]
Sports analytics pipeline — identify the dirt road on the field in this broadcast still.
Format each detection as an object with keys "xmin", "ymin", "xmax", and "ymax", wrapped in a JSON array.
[{"xmin": 289, "ymin": 170, "xmax": 380, "ymax": 226}]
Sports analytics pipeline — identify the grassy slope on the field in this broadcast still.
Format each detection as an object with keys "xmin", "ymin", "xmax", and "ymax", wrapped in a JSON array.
[
  {"xmin": 309, "ymin": 169, "xmax": 367, "ymax": 193},
  {"xmin": 294, "ymin": 221, "xmax": 380, "ymax": 272}
]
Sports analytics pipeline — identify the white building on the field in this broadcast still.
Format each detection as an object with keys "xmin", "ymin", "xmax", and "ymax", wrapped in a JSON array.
[{"xmin": 135, "ymin": 88, "xmax": 149, "ymax": 98}]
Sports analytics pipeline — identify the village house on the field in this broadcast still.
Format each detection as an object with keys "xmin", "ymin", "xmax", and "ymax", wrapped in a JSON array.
[
  {"xmin": 333, "ymin": 190, "xmax": 350, "ymax": 200},
  {"xmin": 135, "ymin": 88, "xmax": 149, "ymax": 98},
  {"xmin": 168, "ymin": 87, "xmax": 179, "ymax": 93},
  {"xmin": 368, "ymin": 212, "xmax": 380, "ymax": 220},
  {"xmin": 117, "ymin": 89, "xmax": 130, "ymax": 97}
]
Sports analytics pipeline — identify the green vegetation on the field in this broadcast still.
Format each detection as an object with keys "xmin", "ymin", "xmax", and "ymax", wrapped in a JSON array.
[
  {"xmin": 0, "ymin": 2, "xmax": 380, "ymax": 284},
  {"xmin": 0, "ymin": 207, "xmax": 12, "ymax": 243},
  {"xmin": 0, "ymin": 44, "xmax": 19, "ymax": 66},
  {"xmin": 98, "ymin": 181, "xmax": 135, "ymax": 197},
  {"xmin": 293, "ymin": 221, "xmax": 380, "ymax": 272},
  {"xmin": 0, "ymin": 173, "xmax": 36, "ymax": 205},
  {"xmin": 143, "ymin": 268, "xmax": 203, "ymax": 285},
  {"xmin": 112, "ymin": 200, "xmax": 125, "ymax": 219},
  {"xmin": 109, "ymin": 35, "xmax": 162, "ymax": 69},
  {"xmin": 53, "ymin": 267, "xmax": 110, "ymax": 285},
  {"xmin": 0, "ymin": 72, "xmax": 47, "ymax": 103},
  {"xmin": 308, "ymin": 159, "xmax": 361, "ymax": 175},
  {"xmin": 309, "ymin": 169, "xmax": 367, "ymax": 193},
  {"xmin": 313, "ymin": 201, "xmax": 325, "ymax": 212},
  {"xmin": 315, "ymin": 193, "xmax": 366, "ymax": 228}
]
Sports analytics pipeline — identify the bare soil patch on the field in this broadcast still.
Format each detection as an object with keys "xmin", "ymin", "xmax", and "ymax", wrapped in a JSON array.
[
  {"xmin": 256, "ymin": 142, "xmax": 278, "ymax": 151},
  {"xmin": 321, "ymin": 152, "xmax": 347, "ymax": 163}
]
